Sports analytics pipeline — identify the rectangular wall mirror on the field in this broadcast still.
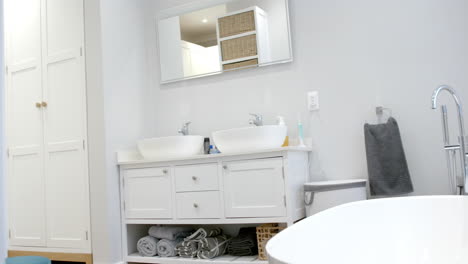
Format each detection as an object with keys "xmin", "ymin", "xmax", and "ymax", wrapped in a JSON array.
[{"xmin": 158, "ymin": 0, "xmax": 293, "ymax": 84}]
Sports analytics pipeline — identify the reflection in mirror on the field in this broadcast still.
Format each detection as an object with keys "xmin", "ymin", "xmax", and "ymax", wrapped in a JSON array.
[{"xmin": 158, "ymin": 0, "xmax": 292, "ymax": 83}]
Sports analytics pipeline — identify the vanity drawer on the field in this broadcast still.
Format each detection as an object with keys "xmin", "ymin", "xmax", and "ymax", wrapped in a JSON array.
[
  {"xmin": 176, "ymin": 191, "xmax": 222, "ymax": 219},
  {"xmin": 175, "ymin": 164, "xmax": 219, "ymax": 192}
]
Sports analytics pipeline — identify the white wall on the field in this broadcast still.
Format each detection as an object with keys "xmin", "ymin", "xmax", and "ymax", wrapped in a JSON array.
[
  {"xmin": 86, "ymin": 0, "xmax": 468, "ymax": 262},
  {"xmin": 85, "ymin": 0, "xmax": 151, "ymax": 263},
  {"xmin": 145, "ymin": 0, "xmax": 468, "ymax": 195},
  {"xmin": 84, "ymin": 0, "xmax": 110, "ymax": 263},
  {"xmin": 376, "ymin": 0, "xmax": 468, "ymax": 194},
  {"xmin": 0, "ymin": 0, "xmax": 6, "ymax": 259}
]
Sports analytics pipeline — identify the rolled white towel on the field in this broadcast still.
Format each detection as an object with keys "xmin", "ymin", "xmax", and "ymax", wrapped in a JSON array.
[
  {"xmin": 157, "ymin": 238, "xmax": 183, "ymax": 257},
  {"xmin": 137, "ymin": 236, "xmax": 159, "ymax": 257},
  {"xmin": 149, "ymin": 226, "xmax": 193, "ymax": 240}
]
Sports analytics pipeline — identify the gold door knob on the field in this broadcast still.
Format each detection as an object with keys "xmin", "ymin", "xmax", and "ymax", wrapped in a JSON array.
[
  {"xmin": 36, "ymin": 102, "xmax": 42, "ymax": 108},
  {"xmin": 41, "ymin": 101, "xmax": 48, "ymax": 107}
]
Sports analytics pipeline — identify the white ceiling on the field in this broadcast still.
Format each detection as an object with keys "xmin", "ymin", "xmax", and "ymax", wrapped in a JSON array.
[{"xmin": 180, "ymin": 4, "xmax": 227, "ymax": 46}]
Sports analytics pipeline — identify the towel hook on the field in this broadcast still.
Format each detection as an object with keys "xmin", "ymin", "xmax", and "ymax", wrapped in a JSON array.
[
  {"xmin": 376, "ymin": 106, "xmax": 392, "ymax": 123},
  {"xmin": 376, "ymin": 106, "xmax": 392, "ymax": 116}
]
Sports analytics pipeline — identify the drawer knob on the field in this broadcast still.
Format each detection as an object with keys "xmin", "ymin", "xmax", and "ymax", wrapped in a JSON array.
[
  {"xmin": 193, "ymin": 203, "xmax": 199, "ymax": 208},
  {"xmin": 223, "ymin": 165, "xmax": 228, "ymax": 170},
  {"xmin": 192, "ymin": 176, "xmax": 198, "ymax": 181},
  {"xmin": 163, "ymin": 169, "xmax": 168, "ymax": 174}
]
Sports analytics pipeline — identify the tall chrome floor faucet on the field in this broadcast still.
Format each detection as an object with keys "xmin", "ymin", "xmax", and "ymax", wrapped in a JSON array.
[{"xmin": 432, "ymin": 85, "xmax": 467, "ymax": 195}]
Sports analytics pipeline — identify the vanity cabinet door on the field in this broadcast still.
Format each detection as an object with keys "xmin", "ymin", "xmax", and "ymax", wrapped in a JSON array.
[
  {"xmin": 123, "ymin": 167, "xmax": 172, "ymax": 219},
  {"xmin": 223, "ymin": 158, "xmax": 286, "ymax": 218}
]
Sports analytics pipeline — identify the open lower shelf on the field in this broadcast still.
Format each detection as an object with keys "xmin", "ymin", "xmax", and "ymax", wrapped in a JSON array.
[{"xmin": 127, "ymin": 253, "xmax": 267, "ymax": 264}]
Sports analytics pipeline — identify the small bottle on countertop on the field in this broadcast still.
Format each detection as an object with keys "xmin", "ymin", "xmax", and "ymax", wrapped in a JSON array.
[
  {"xmin": 204, "ymin": 137, "xmax": 210, "ymax": 154},
  {"xmin": 277, "ymin": 116, "xmax": 289, "ymax": 147},
  {"xmin": 209, "ymin": 145, "xmax": 221, "ymax": 154}
]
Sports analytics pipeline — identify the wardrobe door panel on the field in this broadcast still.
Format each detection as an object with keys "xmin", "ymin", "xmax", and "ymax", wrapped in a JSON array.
[
  {"xmin": 5, "ymin": 0, "xmax": 46, "ymax": 247},
  {"xmin": 42, "ymin": 0, "xmax": 89, "ymax": 250},
  {"xmin": 45, "ymin": 142, "xmax": 88, "ymax": 249},
  {"xmin": 8, "ymin": 147, "xmax": 45, "ymax": 247}
]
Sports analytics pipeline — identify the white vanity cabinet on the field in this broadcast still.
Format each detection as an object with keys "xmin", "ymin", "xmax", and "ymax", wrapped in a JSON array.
[{"xmin": 118, "ymin": 147, "xmax": 311, "ymax": 264}]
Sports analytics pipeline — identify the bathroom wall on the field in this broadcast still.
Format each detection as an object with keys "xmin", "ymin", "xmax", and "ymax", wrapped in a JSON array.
[
  {"xmin": 83, "ymin": 0, "xmax": 110, "ymax": 263},
  {"xmin": 377, "ymin": 0, "xmax": 468, "ymax": 193},
  {"xmin": 145, "ymin": 0, "xmax": 468, "ymax": 195},
  {"xmin": 85, "ymin": 0, "xmax": 151, "ymax": 263},
  {"xmin": 89, "ymin": 0, "xmax": 468, "ymax": 263},
  {"xmin": 0, "ymin": 0, "xmax": 6, "ymax": 259}
]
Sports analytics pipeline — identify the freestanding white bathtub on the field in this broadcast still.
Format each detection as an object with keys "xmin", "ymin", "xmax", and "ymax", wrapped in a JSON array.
[{"xmin": 267, "ymin": 196, "xmax": 468, "ymax": 264}]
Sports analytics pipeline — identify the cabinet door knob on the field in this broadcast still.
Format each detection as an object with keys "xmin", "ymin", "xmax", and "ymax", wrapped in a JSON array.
[
  {"xmin": 193, "ymin": 203, "xmax": 199, "ymax": 208},
  {"xmin": 223, "ymin": 165, "xmax": 228, "ymax": 170},
  {"xmin": 163, "ymin": 169, "xmax": 168, "ymax": 174},
  {"xmin": 192, "ymin": 176, "xmax": 198, "ymax": 181},
  {"xmin": 35, "ymin": 102, "xmax": 42, "ymax": 108},
  {"xmin": 41, "ymin": 101, "xmax": 48, "ymax": 107}
]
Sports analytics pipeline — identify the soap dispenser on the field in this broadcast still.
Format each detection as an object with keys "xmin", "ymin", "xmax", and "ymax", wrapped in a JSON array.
[{"xmin": 277, "ymin": 116, "xmax": 289, "ymax": 147}]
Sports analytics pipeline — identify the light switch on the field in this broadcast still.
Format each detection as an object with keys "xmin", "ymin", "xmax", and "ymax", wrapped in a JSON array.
[{"xmin": 307, "ymin": 91, "xmax": 319, "ymax": 111}]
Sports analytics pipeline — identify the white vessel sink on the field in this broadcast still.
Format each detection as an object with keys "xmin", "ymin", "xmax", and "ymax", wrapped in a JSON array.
[
  {"xmin": 137, "ymin": 136, "xmax": 204, "ymax": 160},
  {"xmin": 212, "ymin": 125, "xmax": 287, "ymax": 154}
]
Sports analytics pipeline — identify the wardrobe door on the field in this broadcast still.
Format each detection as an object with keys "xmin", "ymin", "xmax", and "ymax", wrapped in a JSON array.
[
  {"xmin": 42, "ymin": 0, "xmax": 90, "ymax": 250},
  {"xmin": 5, "ymin": 0, "xmax": 46, "ymax": 247}
]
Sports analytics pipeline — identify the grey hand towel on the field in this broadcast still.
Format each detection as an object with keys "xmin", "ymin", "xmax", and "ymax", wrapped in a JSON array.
[
  {"xmin": 227, "ymin": 227, "xmax": 258, "ymax": 256},
  {"xmin": 364, "ymin": 117, "xmax": 413, "ymax": 196},
  {"xmin": 137, "ymin": 236, "xmax": 159, "ymax": 257},
  {"xmin": 148, "ymin": 226, "xmax": 193, "ymax": 240}
]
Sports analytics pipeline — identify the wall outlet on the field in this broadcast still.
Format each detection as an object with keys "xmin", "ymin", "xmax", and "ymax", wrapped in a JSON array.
[{"xmin": 307, "ymin": 91, "xmax": 319, "ymax": 111}]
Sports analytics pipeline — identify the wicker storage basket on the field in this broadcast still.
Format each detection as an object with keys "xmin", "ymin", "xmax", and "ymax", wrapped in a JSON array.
[
  {"xmin": 218, "ymin": 11, "xmax": 256, "ymax": 38},
  {"xmin": 256, "ymin": 224, "xmax": 285, "ymax": 260},
  {"xmin": 223, "ymin": 59, "xmax": 258, "ymax": 71},
  {"xmin": 221, "ymin": 34, "xmax": 257, "ymax": 61}
]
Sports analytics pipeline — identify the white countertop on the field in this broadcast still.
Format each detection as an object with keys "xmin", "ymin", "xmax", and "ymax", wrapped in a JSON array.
[{"xmin": 117, "ymin": 146, "xmax": 312, "ymax": 165}]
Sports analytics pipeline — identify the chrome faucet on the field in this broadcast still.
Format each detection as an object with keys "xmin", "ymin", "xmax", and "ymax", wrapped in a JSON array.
[
  {"xmin": 249, "ymin": 113, "xmax": 263, "ymax": 126},
  {"xmin": 432, "ymin": 85, "xmax": 467, "ymax": 194},
  {"xmin": 178, "ymin": 121, "xmax": 191, "ymax": 136}
]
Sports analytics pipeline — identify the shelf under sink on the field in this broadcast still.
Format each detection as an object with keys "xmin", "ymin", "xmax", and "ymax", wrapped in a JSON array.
[{"xmin": 126, "ymin": 253, "xmax": 267, "ymax": 264}]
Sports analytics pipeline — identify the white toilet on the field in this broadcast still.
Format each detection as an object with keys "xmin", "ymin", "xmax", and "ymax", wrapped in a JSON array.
[{"xmin": 304, "ymin": 179, "xmax": 367, "ymax": 216}]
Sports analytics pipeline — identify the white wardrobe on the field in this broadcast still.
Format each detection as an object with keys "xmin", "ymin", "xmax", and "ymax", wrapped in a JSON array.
[{"xmin": 5, "ymin": 0, "xmax": 91, "ymax": 254}]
